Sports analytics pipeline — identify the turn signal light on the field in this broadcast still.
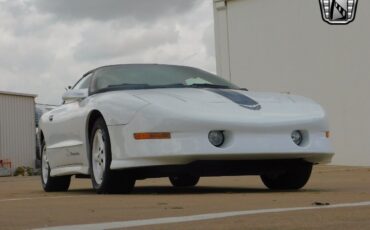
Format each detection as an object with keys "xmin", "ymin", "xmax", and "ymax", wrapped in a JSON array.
[{"xmin": 134, "ymin": 132, "xmax": 171, "ymax": 140}]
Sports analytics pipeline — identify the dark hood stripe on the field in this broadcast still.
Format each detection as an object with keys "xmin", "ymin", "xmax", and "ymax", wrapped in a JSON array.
[{"xmin": 208, "ymin": 89, "xmax": 261, "ymax": 110}]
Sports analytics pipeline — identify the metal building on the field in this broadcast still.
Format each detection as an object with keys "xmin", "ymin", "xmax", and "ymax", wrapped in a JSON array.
[
  {"xmin": 0, "ymin": 91, "xmax": 37, "ymax": 172},
  {"xmin": 213, "ymin": 0, "xmax": 370, "ymax": 166}
]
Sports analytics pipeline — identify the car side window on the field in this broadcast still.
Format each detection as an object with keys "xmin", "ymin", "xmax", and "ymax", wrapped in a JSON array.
[{"xmin": 74, "ymin": 72, "xmax": 93, "ymax": 90}]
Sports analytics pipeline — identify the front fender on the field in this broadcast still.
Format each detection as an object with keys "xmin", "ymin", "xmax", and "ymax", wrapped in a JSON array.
[{"xmin": 86, "ymin": 91, "xmax": 150, "ymax": 125}]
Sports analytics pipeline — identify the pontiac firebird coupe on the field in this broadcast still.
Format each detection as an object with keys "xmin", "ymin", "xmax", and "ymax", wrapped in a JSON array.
[{"xmin": 38, "ymin": 64, "xmax": 334, "ymax": 194}]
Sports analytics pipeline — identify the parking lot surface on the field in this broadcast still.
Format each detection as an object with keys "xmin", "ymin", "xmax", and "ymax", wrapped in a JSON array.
[{"xmin": 0, "ymin": 165, "xmax": 369, "ymax": 230}]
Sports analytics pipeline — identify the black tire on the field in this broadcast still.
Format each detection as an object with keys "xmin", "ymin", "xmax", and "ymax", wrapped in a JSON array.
[
  {"xmin": 41, "ymin": 141, "xmax": 71, "ymax": 192},
  {"xmin": 261, "ymin": 161, "xmax": 313, "ymax": 190},
  {"xmin": 90, "ymin": 117, "xmax": 135, "ymax": 194},
  {"xmin": 169, "ymin": 175, "xmax": 200, "ymax": 187}
]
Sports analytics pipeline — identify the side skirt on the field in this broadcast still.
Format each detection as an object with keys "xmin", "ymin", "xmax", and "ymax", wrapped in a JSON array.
[{"xmin": 50, "ymin": 165, "xmax": 89, "ymax": 177}]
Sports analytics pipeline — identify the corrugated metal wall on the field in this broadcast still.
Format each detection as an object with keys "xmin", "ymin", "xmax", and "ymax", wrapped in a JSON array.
[{"xmin": 0, "ymin": 93, "xmax": 36, "ymax": 171}]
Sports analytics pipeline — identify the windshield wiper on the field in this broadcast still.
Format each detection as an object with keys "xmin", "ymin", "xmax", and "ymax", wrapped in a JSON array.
[
  {"xmin": 97, "ymin": 83, "xmax": 187, "ymax": 92},
  {"xmin": 107, "ymin": 83, "xmax": 151, "ymax": 89},
  {"xmin": 93, "ymin": 83, "xmax": 152, "ymax": 93},
  {"xmin": 94, "ymin": 83, "xmax": 244, "ymax": 94},
  {"xmin": 154, "ymin": 83, "xmax": 187, "ymax": 88},
  {"xmin": 188, "ymin": 83, "xmax": 231, "ymax": 89},
  {"xmin": 109, "ymin": 83, "xmax": 188, "ymax": 89}
]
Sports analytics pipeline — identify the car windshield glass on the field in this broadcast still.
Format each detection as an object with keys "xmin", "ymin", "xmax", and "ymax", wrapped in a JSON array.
[{"xmin": 91, "ymin": 64, "xmax": 240, "ymax": 92}]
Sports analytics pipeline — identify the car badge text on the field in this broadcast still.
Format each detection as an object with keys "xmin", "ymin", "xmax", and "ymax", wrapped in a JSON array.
[{"xmin": 319, "ymin": 0, "xmax": 358, "ymax": 25}]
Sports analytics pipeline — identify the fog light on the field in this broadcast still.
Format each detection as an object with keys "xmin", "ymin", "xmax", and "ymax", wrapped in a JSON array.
[
  {"xmin": 291, "ymin": 130, "xmax": 303, "ymax": 146},
  {"xmin": 208, "ymin": 131, "xmax": 224, "ymax": 147}
]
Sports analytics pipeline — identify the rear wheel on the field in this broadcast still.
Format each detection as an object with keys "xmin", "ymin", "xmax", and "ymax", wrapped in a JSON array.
[
  {"xmin": 41, "ymin": 141, "xmax": 71, "ymax": 192},
  {"xmin": 169, "ymin": 175, "xmax": 200, "ymax": 187},
  {"xmin": 90, "ymin": 117, "xmax": 135, "ymax": 194},
  {"xmin": 261, "ymin": 161, "xmax": 313, "ymax": 190}
]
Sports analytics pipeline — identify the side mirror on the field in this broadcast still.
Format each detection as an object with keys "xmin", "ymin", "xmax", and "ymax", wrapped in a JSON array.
[{"xmin": 62, "ymin": 89, "xmax": 88, "ymax": 102}]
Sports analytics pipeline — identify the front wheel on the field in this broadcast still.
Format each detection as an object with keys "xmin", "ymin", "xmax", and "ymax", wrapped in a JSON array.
[
  {"xmin": 90, "ymin": 117, "xmax": 135, "ymax": 194},
  {"xmin": 169, "ymin": 175, "xmax": 200, "ymax": 187},
  {"xmin": 261, "ymin": 162, "xmax": 313, "ymax": 190},
  {"xmin": 41, "ymin": 141, "xmax": 71, "ymax": 192}
]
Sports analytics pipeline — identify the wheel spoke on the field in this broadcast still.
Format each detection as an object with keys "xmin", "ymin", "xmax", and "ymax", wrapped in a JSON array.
[
  {"xmin": 93, "ymin": 151, "xmax": 100, "ymax": 162},
  {"xmin": 41, "ymin": 145, "xmax": 49, "ymax": 184},
  {"xmin": 92, "ymin": 129, "xmax": 106, "ymax": 186}
]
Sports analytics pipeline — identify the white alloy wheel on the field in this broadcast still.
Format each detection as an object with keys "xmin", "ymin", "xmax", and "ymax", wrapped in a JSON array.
[
  {"xmin": 89, "ymin": 117, "xmax": 135, "ymax": 194},
  {"xmin": 42, "ymin": 144, "xmax": 49, "ymax": 184},
  {"xmin": 40, "ymin": 140, "xmax": 71, "ymax": 192},
  {"xmin": 92, "ymin": 129, "xmax": 106, "ymax": 185}
]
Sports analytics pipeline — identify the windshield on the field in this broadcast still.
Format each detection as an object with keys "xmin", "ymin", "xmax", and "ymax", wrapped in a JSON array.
[{"xmin": 91, "ymin": 64, "xmax": 239, "ymax": 93}]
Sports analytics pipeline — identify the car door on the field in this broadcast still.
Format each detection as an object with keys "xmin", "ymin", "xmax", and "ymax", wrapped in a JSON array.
[{"xmin": 45, "ymin": 73, "xmax": 93, "ymax": 169}]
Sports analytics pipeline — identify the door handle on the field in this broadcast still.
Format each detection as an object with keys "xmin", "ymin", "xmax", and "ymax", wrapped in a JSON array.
[{"xmin": 49, "ymin": 115, "xmax": 54, "ymax": 122}]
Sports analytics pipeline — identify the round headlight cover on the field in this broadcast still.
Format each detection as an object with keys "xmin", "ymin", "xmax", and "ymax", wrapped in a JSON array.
[
  {"xmin": 208, "ymin": 131, "xmax": 225, "ymax": 147},
  {"xmin": 291, "ymin": 130, "xmax": 303, "ymax": 146}
]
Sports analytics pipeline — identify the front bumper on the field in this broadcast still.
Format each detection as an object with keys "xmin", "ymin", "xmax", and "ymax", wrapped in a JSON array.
[{"xmin": 108, "ymin": 125, "xmax": 334, "ymax": 170}]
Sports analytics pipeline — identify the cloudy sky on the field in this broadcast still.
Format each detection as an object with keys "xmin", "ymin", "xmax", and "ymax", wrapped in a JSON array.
[{"xmin": 0, "ymin": 0, "xmax": 215, "ymax": 104}]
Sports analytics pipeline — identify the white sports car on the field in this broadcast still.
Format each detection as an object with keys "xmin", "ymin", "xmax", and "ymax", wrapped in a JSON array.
[{"xmin": 39, "ymin": 64, "xmax": 334, "ymax": 193}]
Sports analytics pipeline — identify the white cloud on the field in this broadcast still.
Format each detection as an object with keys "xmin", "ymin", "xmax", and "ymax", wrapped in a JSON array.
[
  {"xmin": 0, "ymin": 0, "xmax": 215, "ymax": 104},
  {"xmin": 74, "ymin": 23, "xmax": 180, "ymax": 61},
  {"xmin": 33, "ymin": 0, "xmax": 200, "ymax": 22}
]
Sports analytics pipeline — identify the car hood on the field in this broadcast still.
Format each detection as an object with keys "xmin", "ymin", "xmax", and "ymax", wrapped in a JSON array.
[
  {"xmin": 124, "ymin": 88, "xmax": 328, "ymax": 131},
  {"xmin": 129, "ymin": 88, "xmax": 325, "ymax": 121},
  {"xmin": 130, "ymin": 88, "xmax": 315, "ymax": 106}
]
